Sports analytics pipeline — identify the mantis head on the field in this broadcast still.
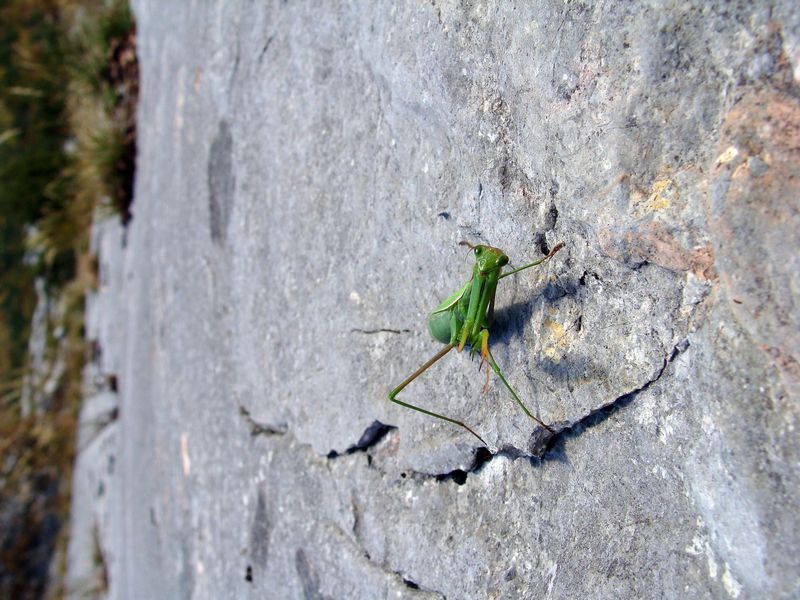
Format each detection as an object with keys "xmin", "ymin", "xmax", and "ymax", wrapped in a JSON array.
[{"xmin": 460, "ymin": 242, "xmax": 509, "ymax": 273}]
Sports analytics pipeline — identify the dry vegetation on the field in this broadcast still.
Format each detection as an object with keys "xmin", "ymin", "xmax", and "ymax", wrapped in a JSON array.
[{"xmin": 0, "ymin": 1, "xmax": 137, "ymax": 597}]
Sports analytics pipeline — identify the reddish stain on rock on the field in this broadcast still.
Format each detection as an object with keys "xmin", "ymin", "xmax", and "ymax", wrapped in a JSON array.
[{"xmin": 709, "ymin": 88, "xmax": 800, "ymax": 395}]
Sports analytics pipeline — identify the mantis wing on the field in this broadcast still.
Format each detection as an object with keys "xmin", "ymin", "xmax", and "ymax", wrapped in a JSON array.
[{"xmin": 430, "ymin": 280, "xmax": 471, "ymax": 315}]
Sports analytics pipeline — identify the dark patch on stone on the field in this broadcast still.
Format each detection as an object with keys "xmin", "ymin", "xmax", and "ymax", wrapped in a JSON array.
[
  {"xmin": 249, "ymin": 489, "xmax": 270, "ymax": 568},
  {"xmin": 238, "ymin": 404, "xmax": 287, "ymax": 437},
  {"xmin": 295, "ymin": 548, "xmax": 323, "ymax": 600},
  {"xmin": 178, "ymin": 536, "xmax": 195, "ymax": 600},
  {"xmin": 471, "ymin": 446, "xmax": 494, "ymax": 472},
  {"xmin": 347, "ymin": 420, "xmax": 396, "ymax": 454},
  {"xmin": 536, "ymin": 234, "xmax": 550, "ymax": 256},
  {"xmin": 258, "ymin": 36, "xmax": 274, "ymax": 63},
  {"xmin": 403, "ymin": 577, "xmax": 420, "ymax": 589},
  {"xmin": 435, "ymin": 469, "xmax": 468, "ymax": 485},
  {"xmin": 546, "ymin": 203, "xmax": 559, "ymax": 230},
  {"xmin": 324, "ymin": 421, "xmax": 398, "ymax": 460},
  {"xmin": 430, "ymin": 449, "xmax": 499, "ymax": 483},
  {"xmin": 528, "ymin": 426, "xmax": 558, "ymax": 457},
  {"xmin": 208, "ymin": 120, "xmax": 235, "ymax": 244}
]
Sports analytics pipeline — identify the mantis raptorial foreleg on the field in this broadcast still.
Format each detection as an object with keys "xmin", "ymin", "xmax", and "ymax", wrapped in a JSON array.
[
  {"xmin": 499, "ymin": 242, "xmax": 564, "ymax": 280},
  {"xmin": 388, "ymin": 343, "xmax": 488, "ymax": 445}
]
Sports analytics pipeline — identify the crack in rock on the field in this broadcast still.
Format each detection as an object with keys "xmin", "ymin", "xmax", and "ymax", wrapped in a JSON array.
[
  {"xmin": 533, "ymin": 337, "xmax": 690, "ymax": 459},
  {"xmin": 237, "ymin": 403, "xmax": 287, "ymax": 436},
  {"xmin": 396, "ymin": 446, "xmax": 494, "ymax": 486},
  {"xmin": 239, "ymin": 340, "xmax": 689, "ymax": 487},
  {"xmin": 396, "ymin": 572, "xmax": 447, "ymax": 598},
  {"xmin": 351, "ymin": 327, "xmax": 411, "ymax": 335},
  {"xmin": 330, "ymin": 523, "xmax": 446, "ymax": 599},
  {"xmin": 350, "ymin": 420, "xmax": 397, "ymax": 452},
  {"xmin": 411, "ymin": 339, "xmax": 691, "ymax": 484},
  {"xmin": 326, "ymin": 420, "xmax": 397, "ymax": 459},
  {"xmin": 425, "ymin": 447, "xmax": 494, "ymax": 486},
  {"xmin": 236, "ymin": 416, "xmax": 443, "ymax": 594}
]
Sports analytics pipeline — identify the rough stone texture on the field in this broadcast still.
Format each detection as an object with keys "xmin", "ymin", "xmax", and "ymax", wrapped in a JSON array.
[{"xmin": 68, "ymin": 1, "xmax": 799, "ymax": 598}]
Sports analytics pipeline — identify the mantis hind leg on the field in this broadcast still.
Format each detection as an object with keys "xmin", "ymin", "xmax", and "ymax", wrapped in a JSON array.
[
  {"xmin": 486, "ymin": 347, "xmax": 554, "ymax": 433},
  {"xmin": 388, "ymin": 343, "xmax": 487, "ymax": 446}
]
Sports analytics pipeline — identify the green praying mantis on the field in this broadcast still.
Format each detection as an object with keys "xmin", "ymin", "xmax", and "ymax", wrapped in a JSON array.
[{"xmin": 388, "ymin": 241, "xmax": 564, "ymax": 446}]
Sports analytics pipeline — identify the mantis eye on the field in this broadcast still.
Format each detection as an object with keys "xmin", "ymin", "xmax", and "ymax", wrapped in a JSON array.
[{"xmin": 475, "ymin": 247, "xmax": 482, "ymax": 255}]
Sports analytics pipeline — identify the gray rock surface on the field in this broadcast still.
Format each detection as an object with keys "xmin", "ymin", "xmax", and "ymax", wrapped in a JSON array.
[{"xmin": 68, "ymin": 1, "xmax": 800, "ymax": 598}]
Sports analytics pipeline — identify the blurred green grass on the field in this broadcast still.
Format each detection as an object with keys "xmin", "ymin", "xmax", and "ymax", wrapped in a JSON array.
[{"xmin": 0, "ymin": 1, "xmax": 136, "ymax": 597}]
